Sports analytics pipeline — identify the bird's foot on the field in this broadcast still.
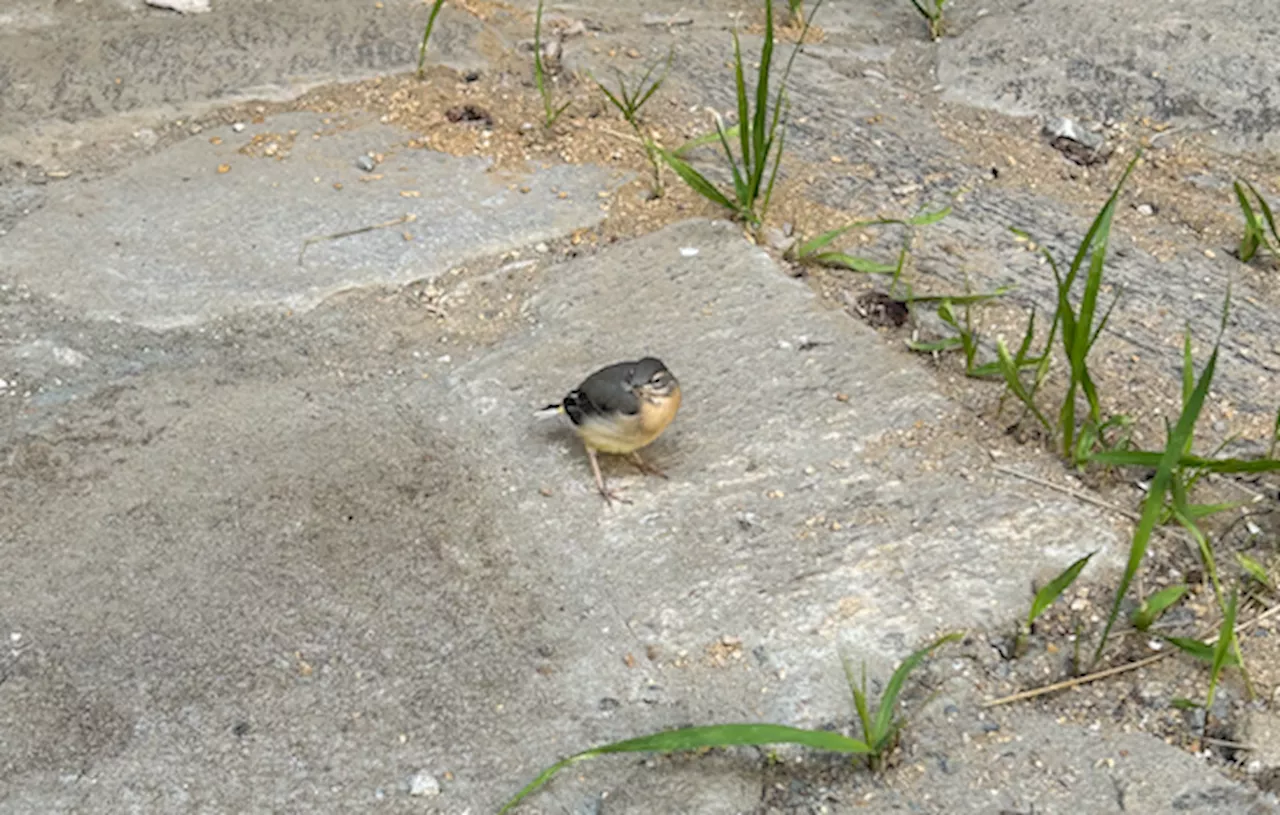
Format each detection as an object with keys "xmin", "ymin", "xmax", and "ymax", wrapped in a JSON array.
[
  {"xmin": 597, "ymin": 486, "xmax": 633, "ymax": 506},
  {"xmin": 627, "ymin": 453, "xmax": 669, "ymax": 480}
]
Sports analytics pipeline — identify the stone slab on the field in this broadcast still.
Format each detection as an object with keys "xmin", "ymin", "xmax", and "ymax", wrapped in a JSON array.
[
  {"xmin": 13, "ymin": 219, "xmax": 1258, "ymax": 814},
  {"xmin": 3, "ymin": 112, "xmax": 626, "ymax": 329}
]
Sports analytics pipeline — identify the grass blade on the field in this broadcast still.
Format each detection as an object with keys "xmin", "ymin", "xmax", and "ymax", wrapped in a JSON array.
[
  {"xmin": 1092, "ymin": 300, "xmax": 1219, "ymax": 667},
  {"xmin": 1161, "ymin": 635, "xmax": 1235, "ymax": 665},
  {"xmin": 759, "ymin": 102, "xmax": 787, "ymax": 226},
  {"xmin": 842, "ymin": 657, "xmax": 873, "ymax": 741},
  {"xmin": 870, "ymin": 632, "xmax": 963, "ymax": 746},
  {"xmin": 1206, "ymin": 590, "xmax": 1238, "ymax": 709},
  {"xmin": 795, "ymin": 220, "xmax": 892, "ymax": 258},
  {"xmin": 1027, "ymin": 551, "xmax": 1095, "ymax": 628},
  {"xmin": 811, "ymin": 252, "xmax": 898, "ymax": 273},
  {"xmin": 593, "ymin": 77, "xmax": 628, "ymax": 116},
  {"xmin": 1065, "ymin": 154, "xmax": 1139, "ymax": 288},
  {"xmin": 634, "ymin": 50, "xmax": 674, "ymax": 111},
  {"xmin": 1057, "ymin": 153, "xmax": 1140, "ymax": 456},
  {"xmin": 1013, "ymin": 306, "xmax": 1038, "ymax": 364},
  {"xmin": 1086, "ymin": 450, "xmax": 1280, "ymax": 474},
  {"xmin": 997, "ymin": 337, "xmax": 1052, "ymax": 432},
  {"xmin": 657, "ymin": 148, "xmax": 737, "ymax": 212},
  {"xmin": 751, "ymin": 0, "xmax": 776, "ymax": 196},
  {"xmin": 499, "ymin": 723, "xmax": 871, "ymax": 813},
  {"xmin": 1238, "ymin": 553, "xmax": 1272, "ymax": 589},
  {"xmin": 712, "ymin": 113, "xmax": 750, "ymax": 207},
  {"xmin": 1235, "ymin": 181, "xmax": 1263, "ymax": 262},
  {"xmin": 1179, "ymin": 501, "xmax": 1241, "ymax": 521},
  {"xmin": 908, "ymin": 204, "xmax": 952, "ymax": 226},
  {"xmin": 1131, "ymin": 584, "xmax": 1188, "ymax": 631},
  {"xmin": 415, "ymin": 0, "xmax": 448, "ymax": 80},
  {"xmin": 795, "ymin": 207, "xmax": 951, "ymax": 260},
  {"xmin": 673, "ymin": 125, "xmax": 741, "ymax": 157},
  {"xmin": 1250, "ymin": 181, "xmax": 1280, "ymax": 244},
  {"xmin": 732, "ymin": 30, "xmax": 752, "ymax": 183},
  {"xmin": 1181, "ymin": 328, "xmax": 1195, "ymax": 407}
]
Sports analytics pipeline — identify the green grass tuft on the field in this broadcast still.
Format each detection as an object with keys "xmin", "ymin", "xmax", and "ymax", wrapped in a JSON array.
[
  {"xmin": 787, "ymin": 0, "xmax": 806, "ymax": 26},
  {"xmin": 1234, "ymin": 180, "xmax": 1278, "ymax": 263},
  {"xmin": 592, "ymin": 50, "xmax": 673, "ymax": 196},
  {"xmin": 499, "ymin": 632, "xmax": 960, "ymax": 812},
  {"xmin": 844, "ymin": 632, "xmax": 963, "ymax": 770},
  {"xmin": 498, "ymin": 724, "xmax": 870, "ymax": 814},
  {"xmin": 658, "ymin": 0, "xmax": 823, "ymax": 238},
  {"xmin": 534, "ymin": 0, "xmax": 571, "ymax": 128},
  {"xmin": 1089, "ymin": 288, "xmax": 1227, "ymax": 668},
  {"xmin": 907, "ymin": 0, "xmax": 946, "ymax": 40}
]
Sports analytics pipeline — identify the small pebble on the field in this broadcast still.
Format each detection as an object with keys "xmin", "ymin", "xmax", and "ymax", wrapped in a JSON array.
[
  {"xmin": 679, "ymin": 247, "xmax": 699, "ymax": 257},
  {"xmin": 1136, "ymin": 203, "xmax": 1155, "ymax": 216},
  {"xmin": 535, "ymin": 242, "xmax": 550, "ymax": 254},
  {"xmin": 408, "ymin": 772, "xmax": 441, "ymax": 797},
  {"xmin": 0, "ymin": 378, "xmax": 8, "ymax": 389},
  {"xmin": 355, "ymin": 155, "xmax": 376, "ymax": 172},
  {"xmin": 231, "ymin": 122, "xmax": 246, "ymax": 132}
]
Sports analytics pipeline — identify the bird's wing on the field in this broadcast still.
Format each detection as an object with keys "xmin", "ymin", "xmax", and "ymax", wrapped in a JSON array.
[{"xmin": 564, "ymin": 360, "xmax": 639, "ymax": 424}]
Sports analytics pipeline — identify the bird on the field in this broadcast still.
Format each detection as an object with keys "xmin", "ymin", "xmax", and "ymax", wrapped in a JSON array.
[{"xmin": 538, "ymin": 357, "xmax": 682, "ymax": 505}]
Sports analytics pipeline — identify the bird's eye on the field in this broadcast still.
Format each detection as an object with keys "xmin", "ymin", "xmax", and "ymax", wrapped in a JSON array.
[{"xmin": 650, "ymin": 371, "xmax": 667, "ymax": 384}]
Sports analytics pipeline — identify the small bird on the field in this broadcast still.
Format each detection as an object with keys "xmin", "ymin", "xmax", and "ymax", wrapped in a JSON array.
[{"xmin": 539, "ymin": 357, "xmax": 682, "ymax": 505}]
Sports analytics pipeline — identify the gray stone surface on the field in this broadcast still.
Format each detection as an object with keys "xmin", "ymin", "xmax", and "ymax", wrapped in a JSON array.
[
  {"xmin": 937, "ymin": 0, "xmax": 1280, "ymax": 151},
  {"xmin": 3, "ymin": 0, "xmax": 1280, "ymax": 813},
  {"xmin": 3, "ymin": 112, "xmax": 625, "ymax": 329},
  {"xmin": 3, "ymin": 217, "xmax": 1270, "ymax": 814},
  {"xmin": 1241, "ymin": 709, "xmax": 1280, "ymax": 770},
  {"xmin": 0, "ymin": 0, "xmax": 488, "ymax": 136}
]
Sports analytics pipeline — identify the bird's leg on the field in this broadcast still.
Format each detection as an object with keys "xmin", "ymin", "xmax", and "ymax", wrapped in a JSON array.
[
  {"xmin": 587, "ymin": 447, "xmax": 631, "ymax": 506},
  {"xmin": 627, "ymin": 451, "xmax": 668, "ymax": 479}
]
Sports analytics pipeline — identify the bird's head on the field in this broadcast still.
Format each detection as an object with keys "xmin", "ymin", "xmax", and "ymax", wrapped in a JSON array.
[{"xmin": 629, "ymin": 357, "xmax": 678, "ymax": 401}]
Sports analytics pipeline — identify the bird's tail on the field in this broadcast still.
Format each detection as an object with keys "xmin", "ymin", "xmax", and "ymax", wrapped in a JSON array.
[{"xmin": 534, "ymin": 402, "xmax": 565, "ymax": 418}]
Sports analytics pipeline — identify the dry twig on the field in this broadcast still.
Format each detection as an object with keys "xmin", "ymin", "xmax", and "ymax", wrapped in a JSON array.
[
  {"xmin": 983, "ymin": 603, "xmax": 1280, "ymax": 707},
  {"xmin": 298, "ymin": 213, "xmax": 417, "ymax": 265}
]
